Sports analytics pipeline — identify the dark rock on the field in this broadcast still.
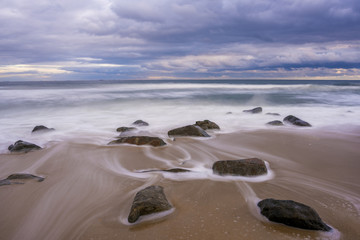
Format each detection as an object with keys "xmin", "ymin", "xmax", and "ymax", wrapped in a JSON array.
[
  {"xmin": 168, "ymin": 125, "xmax": 210, "ymax": 137},
  {"xmin": 283, "ymin": 115, "xmax": 311, "ymax": 127},
  {"xmin": 195, "ymin": 120, "xmax": 220, "ymax": 130},
  {"xmin": 128, "ymin": 185, "xmax": 173, "ymax": 223},
  {"xmin": 132, "ymin": 120, "xmax": 149, "ymax": 126},
  {"xmin": 140, "ymin": 168, "xmax": 190, "ymax": 173},
  {"xmin": 243, "ymin": 107, "xmax": 262, "ymax": 114},
  {"xmin": 266, "ymin": 120, "xmax": 284, "ymax": 126},
  {"xmin": 226, "ymin": 112, "xmax": 233, "ymax": 115},
  {"xmin": 116, "ymin": 126, "xmax": 137, "ymax": 133},
  {"xmin": 108, "ymin": 136, "xmax": 166, "ymax": 147},
  {"xmin": 0, "ymin": 173, "xmax": 45, "ymax": 186},
  {"xmin": 258, "ymin": 199, "xmax": 331, "ymax": 231},
  {"xmin": 32, "ymin": 125, "xmax": 55, "ymax": 133},
  {"xmin": 266, "ymin": 113, "xmax": 280, "ymax": 116},
  {"xmin": 212, "ymin": 158, "xmax": 267, "ymax": 176},
  {"xmin": 8, "ymin": 140, "xmax": 42, "ymax": 153}
]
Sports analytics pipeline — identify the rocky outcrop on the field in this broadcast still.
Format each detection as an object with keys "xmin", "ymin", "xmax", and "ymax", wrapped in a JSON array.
[
  {"xmin": 108, "ymin": 136, "xmax": 166, "ymax": 147},
  {"xmin": 132, "ymin": 120, "xmax": 149, "ymax": 126},
  {"xmin": 195, "ymin": 120, "xmax": 220, "ymax": 130},
  {"xmin": 212, "ymin": 158, "xmax": 267, "ymax": 176},
  {"xmin": 283, "ymin": 115, "xmax": 311, "ymax": 127},
  {"xmin": 258, "ymin": 199, "xmax": 331, "ymax": 231},
  {"xmin": 128, "ymin": 185, "xmax": 173, "ymax": 223},
  {"xmin": 8, "ymin": 140, "xmax": 42, "ymax": 153},
  {"xmin": 168, "ymin": 125, "xmax": 210, "ymax": 137},
  {"xmin": 0, "ymin": 173, "xmax": 45, "ymax": 186},
  {"xmin": 116, "ymin": 127, "xmax": 137, "ymax": 133},
  {"xmin": 266, "ymin": 120, "xmax": 284, "ymax": 126},
  {"xmin": 32, "ymin": 125, "xmax": 55, "ymax": 133},
  {"xmin": 243, "ymin": 107, "xmax": 262, "ymax": 114}
]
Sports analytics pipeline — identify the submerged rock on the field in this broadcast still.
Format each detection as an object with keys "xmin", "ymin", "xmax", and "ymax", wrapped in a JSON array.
[
  {"xmin": 8, "ymin": 140, "xmax": 42, "ymax": 153},
  {"xmin": 212, "ymin": 158, "xmax": 267, "ymax": 176},
  {"xmin": 243, "ymin": 107, "xmax": 262, "ymax": 114},
  {"xmin": 0, "ymin": 173, "xmax": 45, "ymax": 186},
  {"xmin": 108, "ymin": 136, "xmax": 166, "ymax": 147},
  {"xmin": 195, "ymin": 120, "xmax": 220, "ymax": 130},
  {"xmin": 140, "ymin": 168, "xmax": 191, "ymax": 173},
  {"xmin": 168, "ymin": 125, "xmax": 210, "ymax": 137},
  {"xmin": 266, "ymin": 113, "xmax": 280, "ymax": 116},
  {"xmin": 128, "ymin": 185, "xmax": 173, "ymax": 223},
  {"xmin": 116, "ymin": 126, "xmax": 137, "ymax": 133},
  {"xmin": 266, "ymin": 120, "xmax": 284, "ymax": 126},
  {"xmin": 132, "ymin": 120, "xmax": 149, "ymax": 126},
  {"xmin": 258, "ymin": 198, "xmax": 331, "ymax": 231},
  {"xmin": 31, "ymin": 125, "xmax": 55, "ymax": 133},
  {"xmin": 283, "ymin": 115, "xmax": 311, "ymax": 127}
]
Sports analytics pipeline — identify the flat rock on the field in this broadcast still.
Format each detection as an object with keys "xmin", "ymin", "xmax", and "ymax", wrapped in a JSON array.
[
  {"xmin": 0, "ymin": 173, "xmax": 45, "ymax": 186},
  {"xmin": 140, "ymin": 168, "xmax": 191, "ymax": 173},
  {"xmin": 32, "ymin": 125, "xmax": 55, "ymax": 133},
  {"xmin": 195, "ymin": 120, "xmax": 220, "ymax": 130},
  {"xmin": 116, "ymin": 126, "xmax": 137, "ymax": 132},
  {"xmin": 128, "ymin": 185, "xmax": 173, "ymax": 223},
  {"xmin": 258, "ymin": 198, "xmax": 331, "ymax": 231},
  {"xmin": 266, "ymin": 120, "xmax": 284, "ymax": 126},
  {"xmin": 132, "ymin": 120, "xmax": 149, "ymax": 126},
  {"xmin": 108, "ymin": 136, "xmax": 166, "ymax": 147},
  {"xmin": 168, "ymin": 125, "xmax": 210, "ymax": 137},
  {"xmin": 8, "ymin": 140, "xmax": 42, "ymax": 153},
  {"xmin": 283, "ymin": 115, "xmax": 311, "ymax": 127},
  {"xmin": 212, "ymin": 158, "xmax": 267, "ymax": 176},
  {"xmin": 266, "ymin": 113, "xmax": 280, "ymax": 116},
  {"xmin": 243, "ymin": 107, "xmax": 262, "ymax": 114}
]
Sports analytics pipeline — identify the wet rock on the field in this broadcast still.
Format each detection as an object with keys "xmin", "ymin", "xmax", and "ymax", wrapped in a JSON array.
[
  {"xmin": 243, "ymin": 107, "xmax": 262, "ymax": 114},
  {"xmin": 140, "ymin": 168, "xmax": 191, "ymax": 173},
  {"xmin": 195, "ymin": 120, "xmax": 220, "ymax": 130},
  {"xmin": 116, "ymin": 126, "xmax": 137, "ymax": 133},
  {"xmin": 0, "ymin": 173, "xmax": 45, "ymax": 186},
  {"xmin": 283, "ymin": 115, "xmax": 311, "ymax": 127},
  {"xmin": 266, "ymin": 120, "xmax": 284, "ymax": 126},
  {"xmin": 212, "ymin": 158, "xmax": 267, "ymax": 176},
  {"xmin": 128, "ymin": 185, "xmax": 173, "ymax": 223},
  {"xmin": 108, "ymin": 136, "xmax": 166, "ymax": 147},
  {"xmin": 32, "ymin": 125, "xmax": 55, "ymax": 133},
  {"xmin": 258, "ymin": 198, "xmax": 331, "ymax": 231},
  {"xmin": 168, "ymin": 125, "xmax": 210, "ymax": 137},
  {"xmin": 132, "ymin": 120, "xmax": 149, "ymax": 126},
  {"xmin": 8, "ymin": 140, "xmax": 42, "ymax": 153},
  {"xmin": 226, "ymin": 112, "xmax": 233, "ymax": 115},
  {"xmin": 266, "ymin": 113, "xmax": 280, "ymax": 116}
]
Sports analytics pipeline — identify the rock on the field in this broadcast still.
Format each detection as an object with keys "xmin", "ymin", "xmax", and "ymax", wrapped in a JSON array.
[
  {"xmin": 32, "ymin": 125, "xmax": 55, "ymax": 133},
  {"xmin": 8, "ymin": 140, "xmax": 42, "ymax": 153},
  {"xmin": 128, "ymin": 185, "xmax": 173, "ymax": 223},
  {"xmin": 258, "ymin": 199, "xmax": 331, "ymax": 231},
  {"xmin": 140, "ymin": 168, "xmax": 191, "ymax": 173},
  {"xmin": 243, "ymin": 107, "xmax": 262, "ymax": 114},
  {"xmin": 168, "ymin": 125, "xmax": 210, "ymax": 137},
  {"xmin": 195, "ymin": 120, "xmax": 220, "ymax": 130},
  {"xmin": 108, "ymin": 136, "xmax": 166, "ymax": 147},
  {"xmin": 283, "ymin": 115, "xmax": 311, "ymax": 127},
  {"xmin": 266, "ymin": 113, "xmax": 280, "ymax": 116},
  {"xmin": 116, "ymin": 126, "xmax": 137, "ymax": 133},
  {"xmin": 226, "ymin": 112, "xmax": 233, "ymax": 115},
  {"xmin": 0, "ymin": 173, "xmax": 45, "ymax": 186},
  {"xmin": 266, "ymin": 120, "xmax": 284, "ymax": 126},
  {"xmin": 132, "ymin": 120, "xmax": 149, "ymax": 126},
  {"xmin": 212, "ymin": 158, "xmax": 267, "ymax": 176}
]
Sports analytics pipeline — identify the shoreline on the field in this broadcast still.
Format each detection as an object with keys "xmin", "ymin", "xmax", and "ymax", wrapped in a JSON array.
[{"xmin": 0, "ymin": 128, "xmax": 359, "ymax": 239}]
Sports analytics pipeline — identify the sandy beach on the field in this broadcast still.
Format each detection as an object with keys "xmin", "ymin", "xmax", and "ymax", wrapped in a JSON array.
[{"xmin": 0, "ymin": 128, "xmax": 359, "ymax": 240}]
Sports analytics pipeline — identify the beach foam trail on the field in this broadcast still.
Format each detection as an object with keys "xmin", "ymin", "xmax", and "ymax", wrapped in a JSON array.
[{"xmin": 0, "ymin": 128, "xmax": 359, "ymax": 240}]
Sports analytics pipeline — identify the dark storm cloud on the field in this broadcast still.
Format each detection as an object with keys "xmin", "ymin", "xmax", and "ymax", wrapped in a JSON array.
[{"xmin": 0, "ymin": 0, "xmax": 359, "ymax": 80}]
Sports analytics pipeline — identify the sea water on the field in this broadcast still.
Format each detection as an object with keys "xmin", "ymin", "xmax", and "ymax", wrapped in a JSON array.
[{"xmin": 0, "ymin": 80, "xmax": 359, "ymax": 153}]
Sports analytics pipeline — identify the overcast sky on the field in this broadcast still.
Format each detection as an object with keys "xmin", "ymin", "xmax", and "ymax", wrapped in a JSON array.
[{"xmin": 0, "ymin": 0, "xmax": 359, "ymax": 81}]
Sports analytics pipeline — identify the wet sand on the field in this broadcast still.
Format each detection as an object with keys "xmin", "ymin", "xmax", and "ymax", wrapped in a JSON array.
[{"xmin": 0, "ymin": 128, "xmax": 359, "ymax": 240}]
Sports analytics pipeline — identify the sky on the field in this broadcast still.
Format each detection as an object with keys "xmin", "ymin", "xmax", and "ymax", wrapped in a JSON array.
[{"xmin": 0, "ymin": 0, "xmax": 360, "ymax": 81}]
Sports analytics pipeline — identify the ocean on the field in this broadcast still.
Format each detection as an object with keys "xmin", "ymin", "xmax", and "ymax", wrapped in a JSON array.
[{"xmin": 1, "ymin": 79, "xmax": 359, "ymax": 153}]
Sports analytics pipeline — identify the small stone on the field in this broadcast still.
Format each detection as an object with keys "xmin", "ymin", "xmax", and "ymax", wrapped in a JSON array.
[
  {"xmin": 266, "ymin": 120, "xmax": 284, "ymax": 126},
  {"xmin": 0, "ymin": 173, "xmax": 45, "ymax": 186},
  {"xmin": 32, "ymin": 125, "xmax": 55, "ymax": 133},
  {"xmin": 283, "ymin": 115, "xmax": 311, "ymax": 127},
  {"xmin": 108, "ymin": 136, "xmax": 166, "ymax": 147},
  {"xmin": 258, "ymin": 198, "xmax": 331, "ymax": 231},
  {"xmin": 132, "ymin": 120, "xmax": 149, "ymax": 126},
  {"xmin": 128, "ymin": 185, "xmax": 172, "ymax": 223},
  {"xmin": 195, "ymin": 120, "xmax": 220, "ymax": 130},
  {"xmin": 212, "ymin": 158, "xmax": 267, "ymax": 176},
  {"xmin": 116, "ymin": 127, "xmax": 137, "ymax": 132},
  {"xmin": 266, "ymin": 113, "xmax": 280, "ymax": 116},
  {"xmin": 140, "ymin": 168, "xmax": 190, "ymax": 173},
  {"xmin": 243, "ymin": 107, "xmax": 262, "ymax": 114},
  {"xmin": 8, "ymin": 140, "xmax": 42, "ymax": 153},
  {"xmin": 168, "ymin": 125, "xmax": 210, "ymax": 137}
]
